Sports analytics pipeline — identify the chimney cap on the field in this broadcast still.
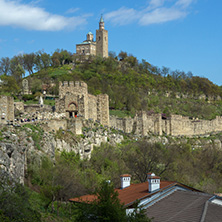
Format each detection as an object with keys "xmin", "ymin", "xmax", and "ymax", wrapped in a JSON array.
[
  {"xmin": 147, "ymin": 173, "xmax": 160, "ymax": 179},
  {"xmin": 120, "ymin": 174, "xmax": 131, "ymax": 178}
]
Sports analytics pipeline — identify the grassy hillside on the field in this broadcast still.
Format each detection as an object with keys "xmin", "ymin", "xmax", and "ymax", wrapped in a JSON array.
[
  {"xmin": 1, "ymin": 51, "xmax": 222, "ymax": 119},
  {"xmin": 29, "ymin": 54, "xmax": 222, "ymax": 119}
]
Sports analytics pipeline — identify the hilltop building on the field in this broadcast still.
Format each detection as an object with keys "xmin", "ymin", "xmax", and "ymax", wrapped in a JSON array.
[
  {"xmin": 76, "ymin": 15, "xmax": 108, "ymax": 58},
  {"xmin": 70, "ymin": 173, "xmax": 222, "ymax": 222}
]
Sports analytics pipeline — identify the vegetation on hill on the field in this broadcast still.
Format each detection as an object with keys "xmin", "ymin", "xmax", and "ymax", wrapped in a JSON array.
[
  {"xmin": 1, "ymin": 132, "xmax": 222, "ymax": 221},
  {"xmin": 1, "ymin": 49, "xmax": 222, "ymax": 221},
  {"xmin": 1, "ymin": 50, "xmax": 222, "ymax": 119}
]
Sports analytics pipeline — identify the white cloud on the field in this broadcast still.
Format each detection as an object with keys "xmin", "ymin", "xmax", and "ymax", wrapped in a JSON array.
[
  {"xmin": 105, "ymin": 0, "xmax": 195, "ymax": 26},
  {"xmin": 66, "ymin": 8, "xmax": 80, "ymax": 14},
  {"xmin": 0, "ymin": 0, "xmax": 87, "ymax": 31},
  {"xmin": 105, "ymin": 7, "xmax": 139, "ymax": 26},
  {"xmin": 140, "ymin": 8, "xmax": 186, "ymax": 25},
  {"xmin": 175, "ymin": 0, "xmax": 194, "ymax": 8},
  {"xmin": 147, "ymin": 0, "xmax": 166, "ymax": 10}
]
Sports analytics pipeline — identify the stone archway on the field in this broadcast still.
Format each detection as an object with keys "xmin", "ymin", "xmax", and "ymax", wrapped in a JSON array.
[{"xmin": 66, "ymin": 101, "xmax": 78, "ymax": 118}]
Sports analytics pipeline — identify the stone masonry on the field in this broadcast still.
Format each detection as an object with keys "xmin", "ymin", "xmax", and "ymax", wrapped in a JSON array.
[
  {"xmin": 0, "ymin": 95, "xmax": 14, "ymax": 124},
  {"xmin": 55, "ymin": 81, "xmax": 109, "ymax": 126},
  {"xmin": 110, "ymin": 111, "xmax": 222, "ymax": 137}
]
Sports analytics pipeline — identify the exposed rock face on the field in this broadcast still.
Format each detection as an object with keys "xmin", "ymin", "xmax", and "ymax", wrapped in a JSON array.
[
  {"xmin": 0, "ymin": 123, "xmax": 125, "ymax": 183},
  {"xmin": 0, "ymin": 132, "xmax": 26, "ymax": 184},
  {"xmin": 1, "ymin": 122, "xmax": 222, "ymax": 184}
]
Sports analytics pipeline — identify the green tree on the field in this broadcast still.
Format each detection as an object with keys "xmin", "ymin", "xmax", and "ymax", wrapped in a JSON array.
[
  {"xmin": 9, "ymin": 55, "xmax": 24, "ymax": 79},
  {"xmin": 75, "ymin": 180, "xmax": 151, "ymax": 222},
  {"xmin": 123, "ymin": 141, "xmax": 170, "ymax": 182},
  {"xmin": 118, "ymin": 51, "xmax": 128, "ymax": 61},
  {"xmin": 13, "ymin": 64, "xmax": 25, "ymax": 82},
  {"xmin": 35, "ymin": 50, "xmax": 51, "ymax": 71},
  {"xmin": 0, "ymin": 74, "xmax": 20, "ymax": 94},
  {"xmin": 51, "ymin": 51, "xmax": 61, "ymax": 67},
  {"xmin": 0, "ymin": 57, "xmax": 10, "ymax": 75},
  {"xmin": 0, "ymin": 180, "xmax": 41, "ymax": 222},
  {"xmin": 23, "ymin": 53, "xmax": 36, "ymax": 75}
]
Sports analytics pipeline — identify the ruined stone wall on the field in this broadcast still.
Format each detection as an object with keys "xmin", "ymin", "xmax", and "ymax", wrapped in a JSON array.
[
  {"xmin": 7, "ymin": 96, "xmax": 14, "ymax": 122},
  {"xmin": 132, "ymin": 112, "xmax": 162, "ymax": 136},
  {"xmin": 88, "ymin": 94, "xmax": 97, "ymax": 121},
  {"xmin": 110, "ymin": 112, "xmax": 222, "ymax": 137},
  {"xmin": 166, "ymin": 115, "xmax": 222, "ymax": 136},
  {"xmin": 24, "ymin": 104, "xmax": 52, "ymax": 113},
  {"xmin": 47, "ymin": 119, "xmax": 67, "ymax": 132},
  {"xmin": 59, "ymin": 81, "xmax": 88, "ymax": 98},
  {"xmin": 110, "ymin": 112, "xmax": 163, "ymax": 136},
  {"xmin": 14, "ymin": 102, "xmax": 24, "ymax": 113},
  {"xmin": 97, "ymin": 94, "xmax": 109, "ymax": 126},
  {"xmin": 55, "ymin": 97, "xmax": 65, "ymax": 113},
  {"xmin": 0, "ymin": 96, "xmax": 14, "ymax": 124},
  {"xmin": 58, "ymin": 81, "xmax": 89, "ymax": 119},
  {"xmin": 67, "ymin": 118, "xmax": 83, "ymax": 135},
  {"xmin": 56, "ymin": 81, "xmax": 109, "ymax": 126}
]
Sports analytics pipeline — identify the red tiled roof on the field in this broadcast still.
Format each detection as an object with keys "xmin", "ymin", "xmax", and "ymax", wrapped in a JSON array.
[{"xmin": 69, "ymin": 181, "xmax": 175, "ymax": 206}]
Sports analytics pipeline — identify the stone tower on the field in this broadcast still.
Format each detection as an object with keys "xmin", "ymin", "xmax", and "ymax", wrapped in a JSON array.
[{"xmin": 96, "ymin": 15, "xmax": 108, "ymax": 58}]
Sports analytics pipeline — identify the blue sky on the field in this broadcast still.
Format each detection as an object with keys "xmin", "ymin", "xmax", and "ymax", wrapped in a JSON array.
[{"xmin": 0, "ymin": 0, "xmax": 222, "ymax": 85}]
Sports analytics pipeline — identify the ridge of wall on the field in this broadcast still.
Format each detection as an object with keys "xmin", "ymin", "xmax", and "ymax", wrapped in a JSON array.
[
  {"xmin": 110, "ymin": 112, "xmax": 222, "ymax": 137},
  {"xmin": 59, "ymin": 81, "xmax": 88, "ymax": 98}
]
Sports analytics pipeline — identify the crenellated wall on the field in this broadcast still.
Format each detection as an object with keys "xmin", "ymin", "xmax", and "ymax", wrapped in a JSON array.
[
  {"xmin": 59, "ymin": 81, "xmax": 88, "ymax": 99},
  {"xmin": 55, "ymin": 81, "xmax": 109, "ymax": 126}
]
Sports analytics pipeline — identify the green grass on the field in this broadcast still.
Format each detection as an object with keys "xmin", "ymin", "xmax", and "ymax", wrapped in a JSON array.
[
  {"xmin": 44, "ymin": 99, "xmax": 55, "ymax": 106},
  {"xmin": 28, "ymin": 187, "xmax": 77, "ymax": 222},
  {"xmin": 24, "ymin": 100, "xmax": 39, "ymax": 104}
]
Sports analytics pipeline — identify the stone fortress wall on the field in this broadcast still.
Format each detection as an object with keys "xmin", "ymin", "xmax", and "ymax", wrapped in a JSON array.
[
  {"xmin": 2, "ymin": 83, "xmax": 222, "ymax": 137},
  {"xmin": 110, "ymin": 111, "xmax": 222, "ymax": 137},
  {"xmin": 55, "ymin": 81, "xmax": 109, "ymax": 127},
  {"xmin": 0, "ymin": 95, "xmax": 14, "ymax": 124}
]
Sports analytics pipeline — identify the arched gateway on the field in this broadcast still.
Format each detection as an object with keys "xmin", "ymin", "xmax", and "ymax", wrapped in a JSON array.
[{"xmin": 66, "ymin": 101, "xmax": 78, "ymax": 118}]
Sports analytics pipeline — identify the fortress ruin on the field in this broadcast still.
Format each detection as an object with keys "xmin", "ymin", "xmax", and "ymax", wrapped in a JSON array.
[
  {"xmin": 2, "ymin": 81, "xmax": 222, "ymax": 137},
  {"xmin": 55, "ymin": 81, "xmax": 109, "ymax": 127},
  {"xmin": 0, "ymin": 95, "xmax": 14, "ymax": 124}
]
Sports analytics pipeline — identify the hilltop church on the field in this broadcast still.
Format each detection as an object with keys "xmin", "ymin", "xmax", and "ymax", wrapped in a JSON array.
[{"xmin": 76, "ymin": 15, "xmax": 108, "ymax": 58}]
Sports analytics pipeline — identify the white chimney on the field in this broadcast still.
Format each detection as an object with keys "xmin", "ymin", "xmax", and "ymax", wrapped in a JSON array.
[
  {"xmin": 120, "ymin": 174, "xmax": 131, "ymax": 189},
  {"xmin": 147, "ymin": 173, "xmax": 160, "ymax": 193}
]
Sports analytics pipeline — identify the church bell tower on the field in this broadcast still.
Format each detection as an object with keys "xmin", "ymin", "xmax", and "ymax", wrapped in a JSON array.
[{"xmin": 96, "ymin": 15, "xmax": 108, "ymax": 58}]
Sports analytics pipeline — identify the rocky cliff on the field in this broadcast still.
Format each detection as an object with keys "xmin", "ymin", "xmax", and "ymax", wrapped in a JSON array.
[
  {"xmin": 0, "ymin": 122, "xmax": 124, "ymax": 184},
  {"xmin": 1, "ymin": 122, "xmax": 222, "ymax": 185}
]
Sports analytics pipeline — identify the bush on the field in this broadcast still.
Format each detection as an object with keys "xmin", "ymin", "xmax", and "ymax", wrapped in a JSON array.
[{"xmin": 0, "ymin": 182, "xmax": 41, "ymax": 222}]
